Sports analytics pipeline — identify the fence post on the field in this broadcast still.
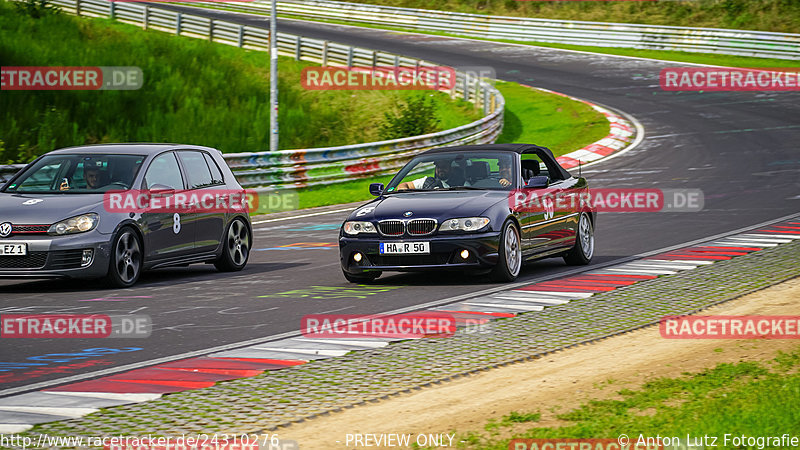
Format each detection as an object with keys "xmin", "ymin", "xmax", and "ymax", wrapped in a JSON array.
[
  {"xmin": 209, "ymin": 19, "xmax": 214, "ymax": 41},
  {"xmin": 393, "ymin": 55, "xmax": 399, "ymax": 68},
  {"xmin": 295, "ymin": 36, "xmax": 302, "ymax": 61},
  {"xmin": 143, "ymin": 5, "xmax": 148, "ymax": 30},
  {"xmin": 109, "ymin": 1, "xmax": 115, "ymax": 19},
  {"xmin": 322, "ymin": 41, "xmax": 328, "ymax": 67},
  {"xmin": 473, "ymin": 79, "xmax": 480, "ymax": 109},
  {"xmin": 371, "ymin": 51, "xmax": 377, "ymax": 70},
  {"xmin": 176, "ymin": 13, "xmax": 182, "ymax": 35},
  {"xmin": 347, "ymin": 47, "xmax": 354, "ymax": 68},
  {"xmin": 238, "ymin": 25, "xmax": 244, "ymax": 48},
  {"xmin": 463, "ymin": 73, "xmax": 470, "ymax": 101}
]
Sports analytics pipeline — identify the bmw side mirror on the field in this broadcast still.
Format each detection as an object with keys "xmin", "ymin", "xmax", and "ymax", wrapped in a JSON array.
[
  {"xmin": 525, "ymin": 176, "xmax": 550, "ymax": 189},
  {"xmin": 369, "ymin": 183, "xmax": 384, "ymax": 196}
]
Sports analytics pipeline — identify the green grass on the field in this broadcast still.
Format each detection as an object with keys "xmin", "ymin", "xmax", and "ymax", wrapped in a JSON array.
[
  {"xmin": 0, "ymin": 2, "xmax": 479, "ymax": 163},
  {"xmin": 331, "ymin": 0, "xmax": 800, "ymax": 34},
  {"xmin": 291, "ymin": 81, "xmax": 609, "ymax": 210},
  {"xmin": 455, "ymin": 345, "xmax": 800, "ymax": 450}
]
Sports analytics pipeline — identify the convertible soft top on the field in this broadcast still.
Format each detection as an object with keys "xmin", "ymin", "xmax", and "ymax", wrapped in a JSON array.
[{"xmin": 421, "ymin": 144, "xmax": 573, "ymax": 180}]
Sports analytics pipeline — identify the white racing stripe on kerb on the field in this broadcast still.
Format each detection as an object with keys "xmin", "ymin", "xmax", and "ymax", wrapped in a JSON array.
[
  {"xmin": 462, "ymin": 302, "xmax": 544, "ymax": 312},
  {"xmin": 606, "ymin": 268, "xmax": 678, "ymax": 275},
  {"xmin": 490, "ymin": 294, "xmax": 571, "ymax": 305},
  {"xmin": 0, "ymin": 424, "xmax": 32, "ymax": 434},
  {"xmin": 511, "ymin": 291, "xmax": 594, "ymax": 298},
  {"xmin": 727, "ymin": 236, "xmax": 792, "ymax": 244},
  {"xmin": 43, "ymin": 392, "xmax": 163, "ymax": 402},
  {"xmin": 623, "ymin": 262, "xmax": 697, "ymax": 270},
  {"xmin": 0, "ymin": 406, "xmax": 98, "ymax": 418},
  {"xmin": 297, "ymin": 339, "xmax": 389, "ymax": 348},
  {"xmin": 711, "ymin": 240, "xmax": 779, "ymax": 247},
  {"xmin": 646, "ymin": 259, "xmax": 714, "ymax": 265},
  {"xmin": 738, "ymin": 233, "xmax": 800, "ymax": 240},
  {"xmin": 249, "ymin": 347, "xmax": 351, "ymax": 357}
]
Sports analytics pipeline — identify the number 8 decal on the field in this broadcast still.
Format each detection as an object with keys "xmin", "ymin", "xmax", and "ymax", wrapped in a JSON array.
[{"xmin": 173, "ymin": 213, "xmax": 181, "ymax": 234}]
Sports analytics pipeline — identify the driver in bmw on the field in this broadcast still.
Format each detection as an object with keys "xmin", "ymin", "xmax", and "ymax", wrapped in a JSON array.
[{"xmin": 397, "ymin": 159, "xmax": 453, "ymax": 190}]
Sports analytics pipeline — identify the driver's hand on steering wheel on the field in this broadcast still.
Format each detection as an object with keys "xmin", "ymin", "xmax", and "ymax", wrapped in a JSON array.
[{"xmin": 499, "ymin": 178, "xmax": 511, "ymax": 187}]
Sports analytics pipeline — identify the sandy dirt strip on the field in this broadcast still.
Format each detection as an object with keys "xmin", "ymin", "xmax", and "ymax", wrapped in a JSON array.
[{"xmin": 278, "ymin": 277, "xmax": 800, "ymax": 449}]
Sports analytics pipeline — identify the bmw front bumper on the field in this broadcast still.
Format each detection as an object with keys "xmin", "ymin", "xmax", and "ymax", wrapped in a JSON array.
[
  {"xmin": 340, "ymin": 231, "xmax": 502, "ymax": 275},
  {"xmin": 0, "ymin": 230, "xmax": 112, "ymax": 279}
]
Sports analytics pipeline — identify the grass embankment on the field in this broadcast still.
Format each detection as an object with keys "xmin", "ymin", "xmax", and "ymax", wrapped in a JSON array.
[
  {"xmin": 456, "ymin": 345, "xmax": 800, "ymax": 450},
  {"xmin": 0, "ymin": 1, "xmax": 479, "ymax": 163},
  {"xmin": 336, "ymin": 0, "xmax": 800, "ymax": 34},
  {"xmin": 294, "ymin": 81, "xmax": 609, "ymax": 209}
]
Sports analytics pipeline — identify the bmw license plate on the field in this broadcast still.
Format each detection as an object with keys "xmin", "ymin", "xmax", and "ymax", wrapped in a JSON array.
[
  {"xmin": 379, "ymin": 242, "xmax": 430, "ymax": 255},
  {"xmin": 0, "ymin": 243, "xmax": 27, "ymax": 256}
]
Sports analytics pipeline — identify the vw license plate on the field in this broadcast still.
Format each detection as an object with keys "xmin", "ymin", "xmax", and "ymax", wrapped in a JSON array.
[
  {"xmin": 0, "ymin": 243, "xmax": 27, "ymax": 256},
  {"xmin": 379, "ymin": 242, "xmax": 430, "ymax": 255}
]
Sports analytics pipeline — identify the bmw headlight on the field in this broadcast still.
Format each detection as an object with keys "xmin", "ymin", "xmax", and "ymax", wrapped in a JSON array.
[
  {"xmin": 343, "ymin": 221, "xmax": 377, "ymax": 235},
  {"xmin": 48, "ymin": 213, "xmax": 99, "ymax": 235},
  {"xmin": 439, "ymin": 217, "xmax": 490, "ymax": 232}
]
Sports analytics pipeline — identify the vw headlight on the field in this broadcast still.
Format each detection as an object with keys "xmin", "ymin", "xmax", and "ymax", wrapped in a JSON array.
[
  {"xmin": 48, "ymin": 213, "xmax": 99, "ymax": 235},
  {"xmin": 343, "ymin": 221, "xmax": 376, "ymax": 235},
  {"xmin": 439, "ymin": 217, "xmax": 490, "ymax": 232}
]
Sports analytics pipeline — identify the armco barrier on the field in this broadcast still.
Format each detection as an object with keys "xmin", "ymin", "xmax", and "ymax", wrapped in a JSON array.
[
  {"xmin": 36, "ymin": 0, "xmax": 504, "ymax": 190},
  {"xmin": 204, "ymin": 0, "xmax": 800, "ymax": 60}
]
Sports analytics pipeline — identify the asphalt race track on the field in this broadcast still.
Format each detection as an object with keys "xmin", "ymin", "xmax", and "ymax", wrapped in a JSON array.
[{"xmin": 2, "ymin": 8, "xmax": 799, "ymax": 395}]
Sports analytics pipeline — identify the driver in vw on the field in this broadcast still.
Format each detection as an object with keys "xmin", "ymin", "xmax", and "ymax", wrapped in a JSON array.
[{"xmin": 397, "ymin": 159, "xmax": 454, "ymax": 190}]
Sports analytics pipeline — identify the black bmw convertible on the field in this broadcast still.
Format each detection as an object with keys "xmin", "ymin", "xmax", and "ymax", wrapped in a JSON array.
[{"xmin": 339, "ymin": 144, "xmax": 596, "ymax": 283}]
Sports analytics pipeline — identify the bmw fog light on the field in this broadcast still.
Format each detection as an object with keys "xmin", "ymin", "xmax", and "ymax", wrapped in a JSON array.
[
  {"xmin": 353, "ymin": 252, "xmax": 363, "ymax": 263},
  {"xmin": 460, "ymin": 249, "xmax": 470, "ymax": 260},
  {"xmin": 81, "ymin": 249, "xmax": 94, "ymax": 267}
]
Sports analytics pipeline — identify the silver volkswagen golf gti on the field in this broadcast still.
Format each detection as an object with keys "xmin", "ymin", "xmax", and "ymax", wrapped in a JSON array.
[{"xmin": 0, "ymin": 144, "xmax": 253, "ymax": 287}]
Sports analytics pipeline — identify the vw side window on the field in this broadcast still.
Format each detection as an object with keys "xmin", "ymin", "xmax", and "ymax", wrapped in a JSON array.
[{"xmin": 144, "ymin": 152, "xmax": 184, "ymax": 189}]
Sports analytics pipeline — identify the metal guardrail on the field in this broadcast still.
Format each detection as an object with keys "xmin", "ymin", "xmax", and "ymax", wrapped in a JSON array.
[
  {"xmin": 38, "ymin": 0, "xmax": 504, "ymax": 190},
  {"xmin": 208, "ymin": 0, "xmax": 800, "ymax": 60}
]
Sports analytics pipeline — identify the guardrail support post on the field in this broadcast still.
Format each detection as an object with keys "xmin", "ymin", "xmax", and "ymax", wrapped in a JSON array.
[
  {"xmin": 322, "ymin": 41, "xmax": 329, "ymax": 67},
  {"xmin": 209, "ymin": 19, "xmax": 214, "ymax": 41},
  {"xmin": 109, "ymin": 1, "xmax": 114, "ymax": 19},
  {"xmin": 143, "ymin": 6, "xmax": 148, "ymax": 30},
  {"xmin": 347, "ymin": 47, "xmax": 354, "ymax": 68},
  {"xmin": 238, "ymin": 25, "xmax": 244, "ymax": 48},
  {"xmin": 75, "ymin": 0, "xmax": 80, "ymax": 16},
  {"xmin": 295, "ymin": 36, "xmax": 302, "ymax": 61},
  {"xmin": 393, "ymin": 55, "xmax": 399, "ymax": 68},
  {"xmin": 371, "ymin": 51, "xmax": 377, "ymax": 70},
  {"xmin": 474, "ymin": 79, "xmax": 481, "ymax": 110},
  {"xmin": 176, "ymin": 13, "xmax": 182, "ymax": 35},
  {"xmin": 463, "ymin": 73, "xmax": 470, "ymax": 101}
]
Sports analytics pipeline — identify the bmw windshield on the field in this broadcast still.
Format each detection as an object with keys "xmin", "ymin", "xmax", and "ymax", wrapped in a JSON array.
[
  {"xmin": 385, "ymin": 152, "xmax": 517, "ymax": 193},
  {"xmin": 4, "ymin": 153, "xmax": 145, "ymax": 194}
]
